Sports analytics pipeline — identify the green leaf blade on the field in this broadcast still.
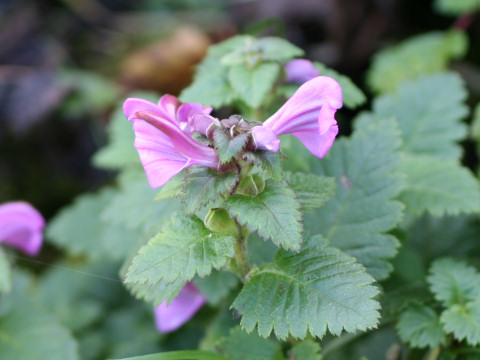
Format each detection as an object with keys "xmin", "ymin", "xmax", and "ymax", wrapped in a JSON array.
[
  {"xmin": 398, "ymin": 155, "xmax": 480, "ymax": 216},
  {"xmin": 309, "ymin": 119, "xmax": 404, "ymax": 280},
  {"xmin": 285, "ymin": 172, "xmax": 336, "ymax": 212},
  {"xmin": 125, "ymin": 213, "xmax": 236, "ymax": 285},
  {"xmin": 441, "ymin": 302, "xmax": 480, "ymax": 346},
  {"xmin": 226, "ymin": 180, "xmax": 303, "ymax": 251},
  {"xmin": 396, "ymin": 304, "xmax": 446, "ymax": 348},
  {"xmin": 232, "ymin": 236, "xmax": 380, "ymax": 340},
  {"xmin": 0, "ymin": 248, "xmax": 11, "ymax": 293}
]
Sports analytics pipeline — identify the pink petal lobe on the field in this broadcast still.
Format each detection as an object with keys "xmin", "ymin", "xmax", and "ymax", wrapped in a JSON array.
[
  {"xmin": 190, "ymin": 114, "xmax": 220, "ymax": 135},
  {"xmin": 262, "ymin": 76, "xmax": 342, "ymax": 158},
  {"xmin": 0, "ymin": 202, "xmax": 44, "ymax": 256},
  {"xmin": 154, "ymin": 283, "xmax": 206, "ymax": 333},
  {"xmin": 177, "ymin": 103, "xmax": 212, "ymax": 133},
  {"xmin": 285, "ymin": 59, "xmax": 320, "ymax": 83},
  {"xmin": 251, "ymin": 126, "xmax": 281, "ymax": 152}
]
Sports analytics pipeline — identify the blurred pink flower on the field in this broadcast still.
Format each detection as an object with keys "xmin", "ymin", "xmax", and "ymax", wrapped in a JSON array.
[
  {"xmin": 0, "ymin": 201, "xmax": 44, "ymax": 256},
  {"xmin": 252, "ymin": 76, "xmax": 342, "ymax": 158},
  {"xmin": 284, "ymin": 59, "xmax": 320, "ymax": 83},
  {"xmin": 124, "ymin": 95, "xmax": 219, "ymax": 188},
  {"xmin": 154, "ymin": 282, "xmax": 206, "ymax": 333}
]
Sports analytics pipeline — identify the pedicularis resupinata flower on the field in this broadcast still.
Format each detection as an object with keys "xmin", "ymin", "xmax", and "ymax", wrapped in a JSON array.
[
  {"xmin": 0, "ymin": 201, "xmax": 45, "ymax": 256},
  {"xmin": 125, "ymin": 75, "xmax": 342, "ymax": 188},
  {"xmin": 154, "ymin": 282, "xmax": 206, "ymax": 333}
]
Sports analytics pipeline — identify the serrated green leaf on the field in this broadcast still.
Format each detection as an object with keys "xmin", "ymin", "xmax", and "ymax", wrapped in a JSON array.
[
  {"xmin": 308, "ymin": 119, "xmax": 404, "ymax": 280},
  {"xmin": 428, "ymin": 258, "xmax": 480, "ymax": 307},
  {"xmin": 125, "ymin": 277, "xmax": 185, "ymax": 306},
  {"xmin": 155, "ymin": 171, "xmax": 186, "ymax": 201},
  {"xmin": 398, "ymin": 155, "xmax": 480, "ymax": 216},
  {"xmin": 242, "ymin": 150, "xmax": 283, "ymax": 181},
  {"xmin": 194, "ymin": 270, "xmax": 239, "ymax": 306},
  {"xmin": 441, "ymin": 301, "xmax": 480, "ymax": 346},
  {"xmin": 182, "ymin": 166, "xmax": 239, "ymax": 214},
  {"xmin": 313, "ymin": 62, "xmax": 366, "ymax": 109},
  {"xmin": 232, "ymin": 236, "xmax": 380, "ymax": 340},
  {"xmin": 396, "ymin": 304, "xmax": 446, "ymax": 348},
  {"xmin": 434, "ymin": 0, "xmax": 480, "ymax": 15},
  {"xmin": 125, "ymin": 213, "xmax": 236, "ymax": 286},
  {"xmin": 288, "ymin": 340, "xmax": 322, "ymax": 360},
  {"xmin": 213, "ymin": 129, "xmax": 250, "ymax": 164},
  {"xmin": 285, "ymin": 172, "xmax": 336, "ymax": 212},
  {"xmin": 0, "ymin": 248, "xmax": 11, "ymax": 293},
  {"xmin": 226, "ymin": 180, "xmax": 302, "ymax": 251},
  {"xmin": 0, "ymin": 300, "xmax": 78, "ymax": 360},
  {"xmin": 367, "ymin": 30, "xmax": 468, "ymax": 94},
  {"xmin": 258, "ymin": 37, "xmax": 303, "ymax": 62},
  {"xmin": 217, "ymin": 327, "xmax": 284, "ymax": 360},
  {"xmin": 229, "ymin": 63, "xmax": 280, "ymax": 108},
  {"xmin": 93, "ymin": 91, "xmax": 157, "ymax": 170},
  {"xmin": 370, "ymin": 72, "xmax": 468, "ymax": 160}
]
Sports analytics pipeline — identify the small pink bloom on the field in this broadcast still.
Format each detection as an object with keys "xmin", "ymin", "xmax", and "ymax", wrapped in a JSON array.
[
  {"xmin": 252, "ymin": 76, "xmax": 342, "ymax": 158},
  {"xmin": 285, "ymin": 59, "xmax": 320, "ymax": 83},
  {"xmin": 124, "ymin": 95, "xmax": 219, "ymax": 188},
  {"xmin": 154, "ymin": 282, "xmax": 206, "ymax": 333},
  {"xmin": 0, "ymin": 201, "xmax": 44, "ymax": 256}
]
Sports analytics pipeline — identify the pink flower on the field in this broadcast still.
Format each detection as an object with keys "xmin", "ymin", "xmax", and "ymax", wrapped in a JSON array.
[
  {"xmin": 154, "ymin": 282, "xmax": 206, "ymax": 333},
  {"xmin": 0, "ymin": 201, "xmax": 45, "ymax": 256},
  {"xmin": 285, "ymin": 59, "xmax": 320, "ymax": 83},
  {"xmin": 124, "ymin": 95, "xmax": 219, "ymax": 188},
  {"xmin": 252, "ymin": 76, "xmax": 342, "ymax": 158}
]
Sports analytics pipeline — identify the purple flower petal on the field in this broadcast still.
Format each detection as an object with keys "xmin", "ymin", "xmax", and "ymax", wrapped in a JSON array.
[
  {"xmin": 254, "ymin": 76, "xmax": 342, "ymax": 158},
  {"xmin": 0, "ymin": 202, "xmax": 44, "ymax": 256},
  {"xmin": 124, "ymin": 95, "xmax": 219, "ymax": 189},
  {"xmin": 251, "ymin": 126, "xmax": 280, "ymax": 152},
  {"xmin": 285, "ymin": 59, "xmax": 320, "ymax": 83},
  {"xmin": 190, "ymin": 113, "xmax": 220, "ymax": 135},
  {"xmin": 154, "ymin": 283, "xmax": 206, "ymax": 333}
]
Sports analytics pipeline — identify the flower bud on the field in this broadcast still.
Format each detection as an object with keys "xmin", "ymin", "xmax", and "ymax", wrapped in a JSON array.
[
  {"xmin": 204, "ymin": 208, "xmax": 238, "ymax": 235},
  {"xmin": 236, "ymin": 173, "xmax": 265, "ymax": 196}
]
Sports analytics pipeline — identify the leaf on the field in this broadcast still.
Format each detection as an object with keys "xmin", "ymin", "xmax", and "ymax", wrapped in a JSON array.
[
  {"xmin": 396, "ymin": 304, "xmax": 446, "ymax": 348},
  {"xmin": 125, "ymin": 277, "xmax": 185, "ymax": 306},
  {"xmin": 471, "ymin": 103, "xmax": 480, "ymax": 158},
  {"xmin": 182, "ymin": 166, "xmax": 239, "ymax": 214},
  {"xmin": 93, "ymin": 91, "xmax": 157, "ymax": 170},
  {"xmin": 213, "ymin": 129, "xmax": 250, "ymax": 164},
  {"xmin": 308, "ymin": 119, "xmax": 404, "ymax": 280},
  {"xmin": 155, "ymin": 171, "xmax": 186, "ymax": 201},
  {"xmin": 226, "ymin": 180, "xmax": 303, "ymax": 251},
  {"xmin": 180, "ymin": 36, "xmax": 248, "ymax": 108},
  {"xmin": 194, "ymin": 270, "xmax": 239, "ymax": 306},
  {"xmin": 440, "ymin": 301, "xmax": 480, "ymax": 346},
  {"xmin": 258, "ymin": 37, "xmax": 304, "ymax": 62},
  {"xmin": 284, "ymin": 172, "xmax": 336, "ymax": 212},
  {"xmin": 434, "ymin": 0, "xmax": 480, "ymax": 16},
  {"xmin": 0, "ymin": 300, "xmax": 78, "ymax": 360},
  {"xmin": 228, "ymin": 63, "xmax": 281, "ymax": 108},
  {"xmin": 242, "ymin": 150, "xmax": 283, "ymax": 181},
  {"xmin": 288, "ymin": 340, "xmax": 322, "ymax": 360},
  {"xmin": 217, "ymin": 327, "xmax": 284, "ymax": 360},
  {"xmin": 125, "ymin": 213, "xmax": 236, "ymax": 286},
  {"xmin": 397, "ymin": 155, "xmax": 480, "ymax": 216},
  {"xmin": 427, "ymin": 258, "xmax": 480, "ymax": 307},
  {"xmin": 367, "ymin": 30, "xmax": 468, "ymax": 94},
  {"xmin": 0, "ymin": 248, "xmax": 11, "ymax": 293},
  {"xmin": 313, "ymin": 62, "xmax": 366, "ymax": 109},
  {"xmin": 47, "ymin": 188, "xmax": 145, "ymax": 261},
  {"xmin": 232, "ymin": 236, "xmax": 380, "ymax": 340},
  {"xmin": 102, "ymin": 176, "xmax": 180, "ymax": 234},
  {"xmin": 370, "ymin": 72, "xmax": 468, "ymax": 160},
  {"xmin": 107, "ymin": 350, "xmax": 230, "ymax": 360}
]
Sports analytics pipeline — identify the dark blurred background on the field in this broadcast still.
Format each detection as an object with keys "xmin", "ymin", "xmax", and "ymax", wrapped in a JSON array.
[{"xmin": 1, "ymin": 0, "xmax": 479, "ymax": 219}]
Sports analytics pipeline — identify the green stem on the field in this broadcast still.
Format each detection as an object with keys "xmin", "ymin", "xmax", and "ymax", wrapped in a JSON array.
[
  {"xmin": 424, "ymin": 346, "xmax": 441, "ymax": 360},
  {"xmin": 233, "ymin": 221, "xmax": 250, "ymax": 282}
]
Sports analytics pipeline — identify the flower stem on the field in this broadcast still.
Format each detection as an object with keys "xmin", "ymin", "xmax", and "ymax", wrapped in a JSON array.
[{"xmin": 233, "ymin": 221, "xmax": 250, "ymax": 282}]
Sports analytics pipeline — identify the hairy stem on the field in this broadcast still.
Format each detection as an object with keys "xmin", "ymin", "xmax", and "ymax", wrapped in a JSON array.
[{"xmin": 233, "ymin": 221, "xmax": 250, "ymax": 282}]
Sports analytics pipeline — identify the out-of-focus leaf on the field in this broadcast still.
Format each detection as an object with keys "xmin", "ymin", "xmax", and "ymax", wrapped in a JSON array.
[
  {"xmin": 434, "ymin": 0, "xmax": 480, "ymax": 16},
  {"xmin": 0, "ymin": 248, "xmax": 11, "ymax": 293},
  {"xmin": 367, "ymin": 30, "xmax": 468, "ymax": 94}
]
